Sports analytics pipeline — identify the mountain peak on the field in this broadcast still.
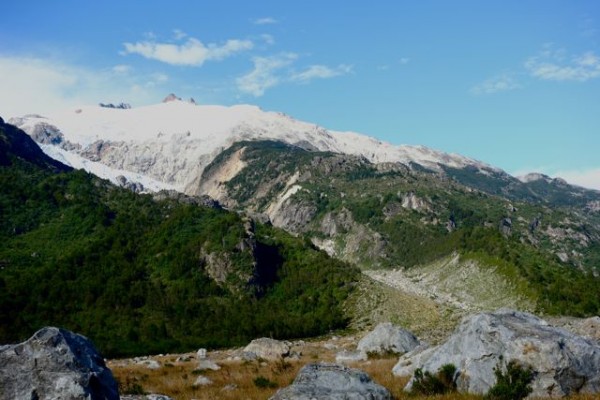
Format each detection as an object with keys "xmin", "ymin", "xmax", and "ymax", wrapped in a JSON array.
[
  {"xmin": 518, "ymin": 172, "xmax": 551, "ymax": 183},
  {"xmin": 162, "ymin": 93, "xmax": 182, "ymax": 103}
]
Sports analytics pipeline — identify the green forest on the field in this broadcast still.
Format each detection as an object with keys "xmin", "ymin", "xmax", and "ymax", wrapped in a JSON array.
[
  {"xmin": 213, "ymin": 140, "xmax": 600, "ymax": 317},
  {"xmin": 0, "ymin": 121, "xmax": 359, "ymax": 357}
]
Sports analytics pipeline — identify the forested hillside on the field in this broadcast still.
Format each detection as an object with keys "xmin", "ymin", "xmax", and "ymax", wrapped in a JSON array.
[
  {"xmin": 0, "ymin": 120, "xmax": 359, "ymax": 357},
  {"xmin": 200, "ymin": 140, "xmax": 600, "ymax": 316}
]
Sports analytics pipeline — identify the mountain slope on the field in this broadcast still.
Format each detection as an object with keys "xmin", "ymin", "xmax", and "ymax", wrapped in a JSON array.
[
  {"xmin": 199, "ymin": 140, "xmax": 600, "ymax": 316},
  {"xmin": 8, "ymin": 101, "xmax": 600, "ymax": 319},
  {"xmin": 10, "ymin": 99, "xmax": 497, "ymax": 193},
  {"xmin": 0, "ymin": 119, "xmax": 359, "ymax": 357}
]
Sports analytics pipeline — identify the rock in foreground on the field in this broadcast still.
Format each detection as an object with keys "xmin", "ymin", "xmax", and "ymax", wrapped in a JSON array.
[
  {"xmin": 0, "ymin": 326, "xmax": 119, "ymax": 400},
  {"xmin": 357, "ymin": 322, "xmax": 420, "ymax": 355},
  {"xmin": 397, "ymin": 309, "xmax": 600, "ymax": 397},
  {"xmin": 243, "ymin": 337, "xmax": 290, "ymax": 360},
  {"xmin": 270, "ymin": 362, "xmax": 392, "ymax": 400}
]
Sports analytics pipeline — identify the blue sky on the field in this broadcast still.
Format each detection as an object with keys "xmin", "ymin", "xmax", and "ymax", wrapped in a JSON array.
[{"xmin": 1, "ymin": 1, "xmax": 600, "ymax": 188}]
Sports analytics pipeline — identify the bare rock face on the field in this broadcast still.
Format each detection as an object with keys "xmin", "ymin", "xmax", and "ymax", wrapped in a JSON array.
[
  {"xmin": 335, "ymin": 350, "xmax": 367, "ymax": 363},
  {"xmin": 0, "ymin": 327, "xmax": 119, "ymax": 400},
  {"xmin": 357, "ymin": 322, "xmax": 420, "ymax": 355},
  {"xmin": 269, "ymin": 362, "xmax": 392, "ymax": 400},
  {"xmin": 243, "ymin": 338, "xmax": 290, "ymax": 361},
  {"xmin": 397, "ymin": 310, "xmax": 600, "ymax": 397},
  {"xmin": 162, "ymin": 93, "xmax": 181, "ymax": 103}
]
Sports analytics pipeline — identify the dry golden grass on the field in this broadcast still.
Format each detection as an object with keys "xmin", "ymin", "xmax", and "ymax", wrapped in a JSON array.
[
  {"xmin": 110, "ymin": 342, "xmax": 600, "ymax": 400},
  {"xmin": 112, "ymin": 355, "xmax": 303, "ymax": 400}
]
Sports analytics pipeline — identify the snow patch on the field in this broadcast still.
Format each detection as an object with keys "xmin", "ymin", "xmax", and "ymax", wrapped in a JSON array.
[
  {"xmin": 41, "ymin": 145, "xmax": 174, "ymax": 193},
  {"xmin": 14, "ymin": 101, "xmax": 500, "ymax": 195}
]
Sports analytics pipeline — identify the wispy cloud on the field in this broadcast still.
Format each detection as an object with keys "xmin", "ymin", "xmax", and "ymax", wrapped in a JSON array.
[
  {"xmin": 172, "ymin": 29, "xmax": 187, "ymax": 40},
  {"xmin": 291, "ymin": 64, "xmax": 352, "ymax": 83},
  {"xmin": 525, "ymin": 45, "xmax": 600, "ymax": 81},
  {"xmin": 237, "ymin": 55, "xmax": 352, "ymax": 96},
  {"xmin": 0, "ymin": 56, "xmax": 168, "ymax": 118},
  {"xmin": 236, "ymin": 53, "xmax": 298, "ymax": 97},
  {"xmin": 470, "ymin": 74, "xmax": 520, "ymax": 95},
  {"xmin": 260, "ymin": 34, "xmax": 275, "ymax": 45},
  {"xmin": 253, "ymin": 17, "xmax": 278, "ymax": 25},
  {"xmin": 399, "ymin": 57, "xmax": 410, "ymax": 65},
  {"xmin": 123, "ymin": 37, "xmax": 253, "ymax": 66},
  {"xmin": 112, "ymin": 64, "xmax": 132, "ymax": 74}
]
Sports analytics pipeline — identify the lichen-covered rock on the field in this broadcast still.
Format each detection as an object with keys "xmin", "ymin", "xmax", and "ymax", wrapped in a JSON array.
[
  {"xmin": 197, "ymin": 358, "xmax": 220, "ymax": 371},
  {"xmin": 243, "ymin": 338, "xmax": 290, "ymax": 360},
  {"xmin": 0, "ymin": 327, "xmax": 119, "ymax": 400},
  {"xmin": 392, "ymin": 344, "xmax": 436, "ymax": 377},
  {"xmin": 399, "ymin": 310, "xmax": 600, "ymax": 397},
  {"xmin": 269, "ymin": 362, "xmax": 392, "ymax": 400},
  {"xmin": 335, "ymin": 350, "xmax": 367, "ymax": 363},
  {"xmin": 357, "ymin": 322, "xmax": 420, "ymax": 355},
  {"xmin": 193, "ymin": 375, "xmax": 213, "ymax": 386}
]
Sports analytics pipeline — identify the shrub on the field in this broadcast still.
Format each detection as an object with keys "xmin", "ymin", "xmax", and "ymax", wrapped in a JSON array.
[
  {"xmin": 411, "ymin": 363, "xmax": 457, "ymax": 395},
  {"xmin": 253, "ymin": 375, "xmax": 278, "ymax": 389},
  {"xmin": 118, "ymin": 377, "xmax": 146, "ymax": 395},
  {"xmin": 485, "ymin": 360, "xmax": 534, "ymax": 400}
]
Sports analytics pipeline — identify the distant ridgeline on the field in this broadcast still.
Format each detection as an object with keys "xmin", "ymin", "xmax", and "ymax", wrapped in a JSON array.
[
  {"xmin": 98, "ymin": 102, "xmax": 131, "ymax": 109},
  {"xmin": 0, "ymin": 119, "xmax": 359, "ymax": 357}
]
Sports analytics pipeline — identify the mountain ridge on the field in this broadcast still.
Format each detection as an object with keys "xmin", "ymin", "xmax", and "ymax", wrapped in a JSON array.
[{"xmin": 10, "ymin": 98, "xmax": 501, "ymax": 194}]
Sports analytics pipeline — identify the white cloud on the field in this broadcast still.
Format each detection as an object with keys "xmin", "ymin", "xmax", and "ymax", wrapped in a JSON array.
[
  {"xmin": 399, "ymin": 57, "xmax": 410, "ymax": 65},
  {"xmin": 145, "ymin": 72, "xmax": 169, "ymax": 87},
  {"xmin": 123, "ymin": 37, "xmax": 253, "ymax": 66},
  {"xmin": 470, "ymin": 74, "xmax": 520, "ymax": 95},
  {"xmin": 236, "ymin": 53, "xmax": 297, "ymax": 97},
  {"xmin": 253, "ymin": 17, "xmax": 278, "ymax": 25},
  {"xmin": 525, "ymin": 47, "xmax": 600, "ymax": 81},
  {"xmin": 173, "ymin": 29, "xmax": 187, "ymax": 40},
  {"xmin": 261, "ymin": 34, "xmax": 275, "ymax": 45},
  {"xmin": 237, "ymin": 55, "xmax": 352, "ymax": 96},
  {"xmin": 112, "ymin": 64, "xmax": 132, "ymax": 74},
  {"xmin": 291, "ymin": 64, "xmax": 352, "ymax": 83},
  {"xmin": 0, "ymin": 56, "xmax": 167, "ymax": 118}
]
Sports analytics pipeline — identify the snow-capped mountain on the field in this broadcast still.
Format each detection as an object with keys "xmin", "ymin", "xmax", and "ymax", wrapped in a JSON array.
[{"xmin": 10, "ymin": 97, "xmax": 498, "ymax": 194}]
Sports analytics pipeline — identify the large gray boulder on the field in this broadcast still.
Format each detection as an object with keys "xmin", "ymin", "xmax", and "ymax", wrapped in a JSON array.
[
  {"xmin": 397, "ymin": 310, "xmax": 600, "ymax": 397},
  {"xmin": 0, "ymin": 327, "xmax": 119, "ymax": 400},
  {"xmin": 357, "ymin": 322, "xmax": 420, "ymax": 355},
  {"xmin": 269, "ymin": 362, "xmax": 392, "ymax": 400},
  {"xmin": 243, "ymin": 337, "xmax": 290, "ymax": 360}
]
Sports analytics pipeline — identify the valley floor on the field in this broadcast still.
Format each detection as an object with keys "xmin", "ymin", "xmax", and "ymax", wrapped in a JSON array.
[
  {"xmin": 109, "ymin": 271, "xmax": 600, "ymax": 399},
  {"xmin": 109, "ymin": 334, "xmax": 600, "ymax": 400}
]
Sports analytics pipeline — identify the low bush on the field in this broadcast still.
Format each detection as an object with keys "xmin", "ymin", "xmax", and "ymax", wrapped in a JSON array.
[
  {"xmin": 411, "ymin": 363, "xmax": 457, "ymax": 395},
  {"xmin": 253, "ymin": 375, "xmax": 278, "ymax": 389},
  {"xmin": 485, "ymin": 360, "xmax": 534, "ymax": 400}
]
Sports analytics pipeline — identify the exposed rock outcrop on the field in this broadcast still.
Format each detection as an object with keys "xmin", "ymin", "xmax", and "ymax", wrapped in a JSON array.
[
  {"xmin": 0, "ymin": 327, "xmax": 119, "ymax": 400},
  {"xmin": 162, "ymin": 93, "xmax": 181, "ymax": 103},
  {"xmin": 396, "ymin": 310, "xmax": 600, "ymax": 397},
  {"xmin": 243, "ymin": 338, "xmax": 290, "ymax": 361},
  {"xmin": 116, "ymin": 175, "xmax": 145, "ymax": 193},
  {"xmin": 335, "ymin": 350, "xmax": 367, "ymax": 363},
  {"xmin": 499, "ymin": 217, "xmax": 512, "ymax": 236},
  {"xmin": 357, "ymin": 322, "xmax": 420, "ymax": 355},
  {"xmin": 269, "ymin": 363, "xmax": 392, "ymax": 400}
]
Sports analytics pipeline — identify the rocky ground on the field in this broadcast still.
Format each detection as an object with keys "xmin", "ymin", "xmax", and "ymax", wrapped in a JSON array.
[
  {"xmin": 109, "ymin": 335, "xmax": 404, "ymax": 400},
  {"xmin": 107, "ymin": 266, "xmax": 600, "ymax": 400},
  {"xmin": 3, "ymin": 270, "xmax": 600, "ymax": 400}
]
